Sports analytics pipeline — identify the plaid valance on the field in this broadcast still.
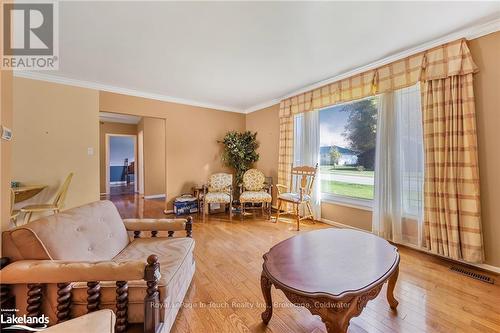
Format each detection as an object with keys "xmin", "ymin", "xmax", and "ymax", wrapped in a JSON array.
[{"xmin": 279, "ymin": 39, "xmax": 478, "ymax": 117}]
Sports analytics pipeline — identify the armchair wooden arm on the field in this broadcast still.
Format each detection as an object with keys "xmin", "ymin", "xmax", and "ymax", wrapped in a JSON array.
[
  {"xmin": 123, "ymin": 216, "xmax": 192, "ymax": 238},
  {"xmin": 0, "ymin": 255, "xmax": 161, "ymax": 333}
]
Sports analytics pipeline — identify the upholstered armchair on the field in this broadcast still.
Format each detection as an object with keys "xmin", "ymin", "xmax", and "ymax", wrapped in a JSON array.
[
  {"xmin": 239, "ymin": 169, "xmax": 272, "ymax": 220},
  {"xmin": 0, "ymin": 200, "xmax": 195, "ymax": 333},
  {"xmin": 202, "ymin": 173, "xmax": 233, "ymax": 221}
]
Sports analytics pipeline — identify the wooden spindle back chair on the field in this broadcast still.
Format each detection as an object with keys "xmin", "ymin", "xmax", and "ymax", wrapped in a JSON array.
[{"xmin": 275, "ymin": 163, "xmax": 318, "ymax": 230}]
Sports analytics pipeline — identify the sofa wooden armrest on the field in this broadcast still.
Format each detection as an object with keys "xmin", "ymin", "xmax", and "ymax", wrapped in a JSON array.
[
  {"xmin": 0, "ymin": 260, "xmax": 148, "ymax": 284},
  {"xmin": 0, "ymin": 255, "xmax": 162, "ymax": 333},
  {"xmin": 123, "ymin": 216, "xmax": 193, "ymax": 238}
]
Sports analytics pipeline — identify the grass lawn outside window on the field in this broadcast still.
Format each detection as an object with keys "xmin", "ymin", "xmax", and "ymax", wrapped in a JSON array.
[
  {"xmin": 321, "ymin": 180, "xmax": 374, "ymax": 200},
  {"xmin": 320, "ymin": 165, "xmax": 375, "ymax": 200}
]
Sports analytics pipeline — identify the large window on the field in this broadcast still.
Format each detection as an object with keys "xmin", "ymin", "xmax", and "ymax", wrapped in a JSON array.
[
  {"xmin": 293, "ymin": 84, "xmax": 424, "ymax": 245},
  {"xmin": 318, "ymin": 96, "xmax": 378, "ymax": 203}
]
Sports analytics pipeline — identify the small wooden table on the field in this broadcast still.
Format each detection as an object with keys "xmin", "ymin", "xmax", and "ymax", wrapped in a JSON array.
[
  {"xmin": 261, "ymin": 229, "xmax": 399, "ymax": 333},
  {"xmin": 12, "ymin": 185, "xmax": 47, "ymax": 203}
]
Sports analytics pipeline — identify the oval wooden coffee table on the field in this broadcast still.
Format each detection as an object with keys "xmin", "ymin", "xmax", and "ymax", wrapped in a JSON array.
[{"xmin": 260, "ymin": 228, "xmax": 399, "ymax": 333}]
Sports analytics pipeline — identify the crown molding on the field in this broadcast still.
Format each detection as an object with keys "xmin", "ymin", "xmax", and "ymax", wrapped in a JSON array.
[
  {"xmin": 242, "ymin": 98, "xmax": 281, "ymax": 114},
  {"xmin": 244, "ymin": 17, "xmax": 500, "ymax": 114},
  {"xmin": 13, "ymin": 71, "xmax": 244, "ymax": 113}
]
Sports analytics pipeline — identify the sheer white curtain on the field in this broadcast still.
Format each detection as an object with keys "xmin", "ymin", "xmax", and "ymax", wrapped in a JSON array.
[
  {"xmin": 294, "ymin": 110, "xmax": 321, "ymax": 219},
  {"xmin": 373, "ymin": 84, "xmax": 424, "ymax": 246}
]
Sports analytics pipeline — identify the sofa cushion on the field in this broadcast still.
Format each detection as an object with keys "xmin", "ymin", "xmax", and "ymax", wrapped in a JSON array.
[
  {"xmin": 10, "ymin": 201, "xmax": 129, "ymax": 261},
  {"xmin": 45, "ymin": 310, "xmax": 115, "ymax": 333},
  {"xmin": 67, "ymin": 237, "xmax": 195, "ymax": 323}
]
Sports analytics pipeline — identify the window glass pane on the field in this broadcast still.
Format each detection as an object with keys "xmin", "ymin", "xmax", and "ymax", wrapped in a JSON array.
[{"xmin": 319, "ymin": 97, "xmax": 378, "ymax": 200}]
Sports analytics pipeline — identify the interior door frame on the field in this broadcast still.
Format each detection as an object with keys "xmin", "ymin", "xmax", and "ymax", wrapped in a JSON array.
[{"xmin": 105, "ymin": 133, "xmax": 138, "ymax": 195}]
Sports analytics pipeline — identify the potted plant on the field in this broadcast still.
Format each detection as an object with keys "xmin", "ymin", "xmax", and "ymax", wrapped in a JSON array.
[{"xmin": 219, "ymin": 131, "xmax": 259, "ymax": 200}]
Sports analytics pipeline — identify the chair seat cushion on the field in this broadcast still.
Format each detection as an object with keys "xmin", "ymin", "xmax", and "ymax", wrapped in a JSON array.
[
  {"xmin": 240, "ymin": 191, "xmax": 272, "ymax": 203},
  {"xmin": 278, "ymin": 192, "xmax": 311, "ymax": 202},
  {"xmin": 204, "ymin": 192, "xmax": 231, "ymax": 203}
]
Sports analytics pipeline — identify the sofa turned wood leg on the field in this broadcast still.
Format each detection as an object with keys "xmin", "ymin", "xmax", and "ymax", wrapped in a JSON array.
[
  {"xmin": 151, "ymin": 231, "xmax": 158, "ymax": 237},
  {"xmin": 186, "ymin": 216, "xmax": 193, "ymax": 237},
  {"xmin": 144, "ymin": 255, "xmax": 161, "ymax": 333},
  {"xmin": 168, "ymin": 231, "xmax": 174, "ymax": 237},
  {"xmin": 86, "ymin": 281, "xmax": 101, "ymax": 312},
  {"xmin": 134, "ymin": 231, "xmax": 141, "ymax": 239},
  {"xmin": 56, "ymin": 282, "xmax": 72, "ymax": 323},
  {"xmin": 115, "ymin": 281, "xmax": 129, "ymax": 333},
  {"xmin": 27, "ymin": 283, "xmax": 43, "ymax": 319}
]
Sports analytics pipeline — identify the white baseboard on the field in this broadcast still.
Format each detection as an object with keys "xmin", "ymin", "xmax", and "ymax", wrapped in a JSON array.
[
  {"xmin": 320, "ymin": 217, "xmax": 368, "ymax": 233},
  {"xmin": 320, "ymin": 218, "xmax": 500, "ymax": 275},
  {"xmin": 144, "ymin": 194, "xmax": 166, "ymax": 199}
]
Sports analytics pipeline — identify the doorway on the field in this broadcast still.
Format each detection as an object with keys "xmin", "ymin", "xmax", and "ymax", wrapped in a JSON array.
[{"xmin": 106, "ymin": 134, "xmax": 137, "ymax": 196}]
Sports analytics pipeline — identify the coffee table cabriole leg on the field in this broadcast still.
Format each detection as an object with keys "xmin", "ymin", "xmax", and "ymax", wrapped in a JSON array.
[
  {"xmin": 386, "ymin": 264, "xmax": 399, "ymax": 309},
  {"xmin": 260, "ymin": 271, "xmax": 273, "ymax": 324}
]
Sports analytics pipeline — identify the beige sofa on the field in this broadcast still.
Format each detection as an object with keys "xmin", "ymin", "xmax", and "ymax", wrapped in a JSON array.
[{"xmin": 0, "ymin": 200, "xmax": 195, "ymax": 333}]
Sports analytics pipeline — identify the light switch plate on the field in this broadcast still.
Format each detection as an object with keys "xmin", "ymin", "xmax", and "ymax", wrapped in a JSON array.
[
  {"xmin": 87, "ymin": 147, "xmax": 94, "ymax": 155},
  {"xmin": 1, "ymin": 125, "xmax": 12, "ymax": 141}
]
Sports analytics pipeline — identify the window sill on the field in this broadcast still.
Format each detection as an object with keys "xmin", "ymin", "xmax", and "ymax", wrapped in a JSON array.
[{"xmin": 321, "ymin": 193, "xmax": 373, "ymax": 211}]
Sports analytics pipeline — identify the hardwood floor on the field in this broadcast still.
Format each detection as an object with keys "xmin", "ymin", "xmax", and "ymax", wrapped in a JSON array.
[{"xmin": 109, "ymin": 194, "xmax": 500, "ymax": 333}]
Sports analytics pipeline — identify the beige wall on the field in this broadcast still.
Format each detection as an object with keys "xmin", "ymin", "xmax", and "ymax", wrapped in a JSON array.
[
  {"xmin": 99, "ymin": 92, "xmax": 246, "ymax": 207},
  {"xmin": 320, "ymin": 203, "xmax": 372, "ymax": 231},
  {"xmin": 245, "ymin": 104, "xmax": 280, "ymax": 204},
  {"xmin": 469, "ymin": 31, "xmax": 500, "ymax": 268},
  {"xmin": 12, "ymin": 77, "xmax": 100, "ymax": 219},
  {"xmin": 141, "ymin": 117, "xmax": 166, "ymax": 196},
  {"xmin": 99, "ymin": 121, "xmax": 138, "ymax": 193},
  {"xmin": 0, "ymin": 70, "xmax": 13, "ymax": 233}
]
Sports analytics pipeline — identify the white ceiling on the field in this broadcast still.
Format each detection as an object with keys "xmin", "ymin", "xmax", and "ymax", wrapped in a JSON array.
[{"xmin": 20, "ymin": 2, "xmax": 500, "ymax": 112}]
